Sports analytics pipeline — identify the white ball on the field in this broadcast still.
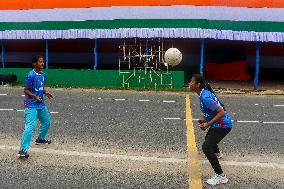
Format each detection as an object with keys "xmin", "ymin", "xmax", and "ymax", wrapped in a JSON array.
[{"xmin": 164, "ymin": 48, "xmax": 182, "ymax": 66}]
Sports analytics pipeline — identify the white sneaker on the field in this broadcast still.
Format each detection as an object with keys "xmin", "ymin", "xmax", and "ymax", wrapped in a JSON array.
[
  {"xmin": 206, "ymin": 174, "xmax": 228, "ymax": 186},
  {"xmin": 216, "ymin": 152, "xmax": 224, "ymax": 159}
]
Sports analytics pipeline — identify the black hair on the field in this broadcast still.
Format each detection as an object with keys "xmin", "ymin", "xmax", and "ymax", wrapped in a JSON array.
[
  {"xmin": 32, "ymin": 55, "xmax": 44, "ymax": 67},
  {"xmin": 192, "ymin": 74, "xmax": 226, "ymax": 111}
]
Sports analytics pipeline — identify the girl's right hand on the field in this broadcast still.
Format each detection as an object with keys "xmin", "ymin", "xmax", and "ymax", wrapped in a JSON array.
[
  {"xmin": 198, "ymin": 119, "xmax": 205, "ymax": 124},
  {"xmin": 35, "ymin": 96, "xmax": 42, "ymax": 102}
]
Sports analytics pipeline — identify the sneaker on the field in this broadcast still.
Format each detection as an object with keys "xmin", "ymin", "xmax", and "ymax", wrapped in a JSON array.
[
  {"xmin": 216, "ymin": 152, "xmax": 224, "ymax": 159},
  {"xmin": 206, "ymin": 174, "xmax": 228, "ymax": 186},
  {"xmin": 18, "ymin": 150, "xmax": 29, "ymax": 159},
  {"xmin": 35, "ymin": 139, "xmax": 51, "ymax": 145}
]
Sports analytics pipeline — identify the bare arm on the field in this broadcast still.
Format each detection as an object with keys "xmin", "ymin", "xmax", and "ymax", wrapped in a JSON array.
[
  {"xmin": 43, "ymin": 88, "xmax": 54, "ymax": 99},
  {"xmin": 200, "ymin": 106, "xmax": 225, "ymax": 130}
]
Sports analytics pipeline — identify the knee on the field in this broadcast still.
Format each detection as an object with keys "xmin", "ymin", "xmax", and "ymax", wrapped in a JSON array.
[
  {"xmin": 202, "ymin": 142, "xmax": 210, "ymax": 153},
  {"xmin": 45, "ymin": 119, "xmax": 51, "ymax": 127},
  {"xmin": 41, "ymin": 117, "xmax": 50, "ymax": 127},
  {"xmin": 24, "ymin": 121, "xmax": 36, "ymax": 131}
]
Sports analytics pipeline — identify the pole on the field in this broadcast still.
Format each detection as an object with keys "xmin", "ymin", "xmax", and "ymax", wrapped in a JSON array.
[{"xmin": 254, "ymin": 42, "xmax": 261, "ymax": 90}]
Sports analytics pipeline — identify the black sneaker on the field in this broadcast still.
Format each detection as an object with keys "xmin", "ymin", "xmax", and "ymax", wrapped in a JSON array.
[
  {"xmin": 35, "ymin": 139, "xmax": 51, "ymax": 145},
  {"xmin": 18, "ymin": 150, "xmax": 29, "ymax": 159}
]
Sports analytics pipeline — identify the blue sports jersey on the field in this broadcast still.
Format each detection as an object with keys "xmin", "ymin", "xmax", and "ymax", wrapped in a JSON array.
[
  {"xmin": 24, "ymin": 69, "xmax": 46, "ymax": 109},
  {"xmin": 199, "ymin": 89, "xmax": 232, "ymax": 129}
]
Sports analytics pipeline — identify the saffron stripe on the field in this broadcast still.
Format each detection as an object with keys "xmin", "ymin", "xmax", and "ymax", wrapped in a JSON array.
[{"xmin": 0, "ymin": 0, "xmax": 283, "ymax": 10}]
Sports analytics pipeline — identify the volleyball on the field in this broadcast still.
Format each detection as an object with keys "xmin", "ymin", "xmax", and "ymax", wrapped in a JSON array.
[{"xmin": 164, "ymin": 48, "xmax": 182, "ymax": 66}]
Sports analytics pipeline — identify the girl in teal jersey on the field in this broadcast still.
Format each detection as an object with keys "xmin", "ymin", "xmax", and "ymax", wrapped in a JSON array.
[{"xmin": 18, "ymin": 56, "xmax": 54, "ymax": 158}]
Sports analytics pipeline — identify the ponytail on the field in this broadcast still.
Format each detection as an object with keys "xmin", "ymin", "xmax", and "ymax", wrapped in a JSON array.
[{"xmin": 193, "ymin": 74, "xmax": 226, "ymax": 111}]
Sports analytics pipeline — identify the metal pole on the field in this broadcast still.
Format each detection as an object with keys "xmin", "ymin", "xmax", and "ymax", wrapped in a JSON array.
[
  {"xmin": 45, "ymin": 39, "xmax": 49, "ymax": 69},
  {"xmin": 254, "ymin": 42, "xmax": 261, "ymax": 90},
  {"xmin": 145, "ymin": 39, "xmax": 149, "ymax": 73},
  {"xmin": 94, "ymin": 38, "xmax": 98, "ymax": 70},
  {"xmin": 200, "ymin": 39, "xmax": 205, "ymax": 75},
  {"xmin": 1, "ymin": 41, "xmax": 5, "ymax": 68}
]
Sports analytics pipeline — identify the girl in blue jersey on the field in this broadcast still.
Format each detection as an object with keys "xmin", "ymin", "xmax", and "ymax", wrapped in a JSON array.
[
  {"xmin": 18, "ymin": 56, "xmax": 54, "ymax": 158},
  {"xmin": 189, "ymin": 74, "xmax": 232, "ymax": 186}
]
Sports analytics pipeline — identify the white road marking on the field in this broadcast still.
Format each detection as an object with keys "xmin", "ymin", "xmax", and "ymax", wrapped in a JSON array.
[
  {"xmin": 0, "ymin": 145, "xmax": 283, "ymax": 169},
  {"xmin": 115, "ymin": 99, "xmax": 125, "ymax": 101},
  {"xmin": 0, "ymin": 109, "xmax": 13, "ymax": 111},
  {"xmin": 98, "ymin": 97, "xmax": 102, "ymax": 100},
  {"xmin": 0, "ymin": 145, "xmax": 185, "ymax": 164},
  {"xmin": 254, "ymin": 104, "xmax": 259, "ymax": 106},
  {"xmin": 50, "ymin": 112, "xmax": 59, "ymax": 114},
  {"xmin": 139, "ymin": 100, "xmax": 150, "ymax": 102},
  {"xmin": 0, "ymin": 94, "xmax": 7, "ymax": 96},
  {"xmin": 237, "ymin": 120, "xmax": 259, "ymax": 123},
  {"xmin": 183, "ymin": 118, "xmax": 199, "ymax": 121},
  {"xmin": 206, "ymin": 160, "xmax": 284, "ymax": 169},
  {"xmin": 21, "ymin": 95, "xmax": 25, "ymax": 97},
  {"xmin": 17, "ymin": 110, "xmax": 24, "ymax": 112},
  {"xmin": 263, "ymin": 122, "xmax": 284, "ymax": 124},
  {"xmin": 163, "ymin": 100, "xmax": 176, "ymax": 103},
  {"xmin": 274, "ymin": 105, "xmax": 284, "ymax": 107},
  {"xmin": 164, "ymin": 118, "xmax": 181, "ymax": 120}
]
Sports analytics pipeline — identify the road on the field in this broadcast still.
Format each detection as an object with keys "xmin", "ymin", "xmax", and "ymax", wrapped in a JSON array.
[{"xmin": 0, "ymin": 87, "xmax": 283, "ymax": 188}]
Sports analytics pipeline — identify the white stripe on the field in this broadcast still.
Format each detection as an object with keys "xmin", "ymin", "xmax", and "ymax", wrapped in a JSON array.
[
  {"xmin": 164, "ymin": 118, "xmax": 181, "ymax": 120},
  {"xmin": 115, "ymin": 99, "xmax": 125, "ymax": 101},
  {"xmin": 21, "ymin": 95, "xmax": 25, "ymax": 97},
  {"xmin": 0, "ymin": 94, "xmax": 7, "ymax": 96},
  {"xmin": 237, "ymin": 120, "xmax": 259, "ymax": 123},
  {"xmin": 98, "ymin": 98, "xmax": 102, "ymax": 100},
  {"xmin": 274, "ymin": 105, "xmax": 284, "ymax": 107},
  {"xmin": 163, "ymin": 101, "xmax": 176, "ymax": 103},
  {"xmin": 202, "ymin": 160, "xmax": 284, "ymax": 169},
  {"xmin": 16, "ymin": 110, "xmax": 24, "ymax": 112},
  {"xmin": 0, "ymin": 109, "xmax": 13, "ymax": 111},
  {"xmin": 0, "ymin": 145, "xmax": 185, "ymax": 164},
  {"xmin": 139, "ymin": 100, "xmax": 150, "ymax": 102},
  {"xmin": 50, "ymin": 112, "xmax": 59, "ymax": 114},
  {"xmin": 0, "ymin": 29, "xmax": 284, "ymax": 43},
  {"xmin": 1, "ymin": 145, "xmax": 283, "ymax": 169},
  {"xmin": 254, "ymin": 104, "xmax": 259, "ymax": 106},
  {"xmin": 1, "ymin": 6, "xmax": 284, "ymax": 22},
  {"xmin": 262, "ymin": 122, "xmax": 284, "ymax": 124}
]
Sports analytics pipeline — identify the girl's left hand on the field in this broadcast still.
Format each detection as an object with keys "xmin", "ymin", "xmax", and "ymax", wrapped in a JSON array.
[{"xmin": 45, "ymin": 92, "xmax": 54, "ymax": 99}]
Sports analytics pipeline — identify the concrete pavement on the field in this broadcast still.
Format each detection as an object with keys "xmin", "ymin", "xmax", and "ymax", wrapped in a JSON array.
[{"xmin": 0, "ymin": 87, "xmax": 283, "ymax": 188}]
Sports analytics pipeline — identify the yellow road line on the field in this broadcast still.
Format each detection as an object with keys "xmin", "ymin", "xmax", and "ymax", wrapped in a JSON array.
[{"xmin": 186, "ymin": 94, "xmax": 202, "ymax": 189}]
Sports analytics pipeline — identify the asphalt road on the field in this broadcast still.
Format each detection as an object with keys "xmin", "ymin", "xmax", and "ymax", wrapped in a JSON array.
[{"xmin": 0, "ymin": 87, "xmax": 283, "ymax": 189}]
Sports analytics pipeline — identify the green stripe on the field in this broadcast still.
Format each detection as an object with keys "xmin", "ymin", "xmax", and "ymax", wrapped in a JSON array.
[{"xmin": 0, "ymin": 19, "xmax": 284, "ymax": 32}]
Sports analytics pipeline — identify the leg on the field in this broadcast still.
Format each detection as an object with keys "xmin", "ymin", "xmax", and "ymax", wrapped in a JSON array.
[
  {"xmin": 37, "ymin": 106, "xmax": 51, "ymax": 140},
  {"xmin": 213, "ymin": 145, "xmax": 220, "ymax": 154},
  {"xmin": 205, "ymin": 129, "xmax": 220, "ymax": 153},
  {"xmin": 19, "ymin": 108, "xmax": 37, "ymax": 152},
  {"xmin": 202, "ymin": 128, "xmax": 231, "ymax": 175}
]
